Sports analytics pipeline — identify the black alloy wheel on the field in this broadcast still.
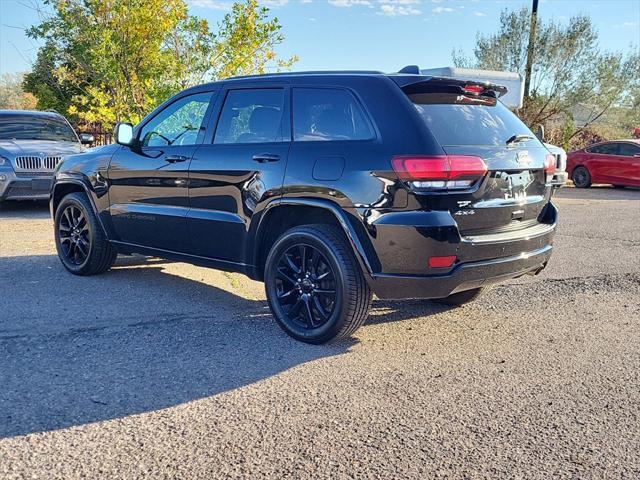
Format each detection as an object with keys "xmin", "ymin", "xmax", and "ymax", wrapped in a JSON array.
[
  {"xmin": 54, "ymin": 192, "xmax": 117, "ymax": 275},
  {"xmin": 58, "ymin": 204, "xmax": 91, "ymax": 266},
  {"xmin": 265, "ymin": 224, "xmax": 372, "ymax": 344},
  {"xmin": 571, "ymin": 166, "xmax": 591, "ymax": 188},
  {"xmin": 274, "ymin": 243, "xmax": 337, "ymax": 330}
]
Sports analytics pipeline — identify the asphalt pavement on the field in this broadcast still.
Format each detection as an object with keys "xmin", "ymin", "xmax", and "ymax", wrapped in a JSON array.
[{"xmin": 0, "ymin": 186, "xmax": 639, "ymax": 479}]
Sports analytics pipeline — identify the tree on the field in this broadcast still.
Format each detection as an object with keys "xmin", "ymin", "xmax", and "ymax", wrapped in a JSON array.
[
  {"xmin": 453, "ymin": 8, "xmax": 639, "ymax": 146},
  {"xmin": 0, "ymin": 73, "xmax": 38, "ymax": 110},
  {"xmin": 24, "ymin": 0, "xmax": 297, "ymax": 128},
  {"xmin": 22, "ymin": 41, "xmax": 81, "ymax": 114}
]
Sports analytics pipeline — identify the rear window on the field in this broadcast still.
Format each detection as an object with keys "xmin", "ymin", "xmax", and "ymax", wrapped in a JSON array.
[{"xmin": 408, "ymin": 92, "xmax": 539, "ymax": 147}]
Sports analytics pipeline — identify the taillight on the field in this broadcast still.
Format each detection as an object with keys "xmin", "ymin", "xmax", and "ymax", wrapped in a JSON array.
[
  {"xmin": 391, "ymin": 155, "xmax": 487, "ymax": 190},
  {"xmin": 544, "ymin": 154, "xmax": 556, "ymax": 174}
]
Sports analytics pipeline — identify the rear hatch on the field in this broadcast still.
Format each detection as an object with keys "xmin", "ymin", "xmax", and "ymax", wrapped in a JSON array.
[{"xmin": 394, "ymin": 78, "xmax": 554, "ymax": 235}]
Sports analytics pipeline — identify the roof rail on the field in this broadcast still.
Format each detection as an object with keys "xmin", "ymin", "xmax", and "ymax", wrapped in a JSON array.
[
  {"xmin": 228, "ymin": 70, "xmax": 385, "ymax": 80},
  {"xmin": 398, "ymin": 65, "xmax": 420, "ymax": 74}
]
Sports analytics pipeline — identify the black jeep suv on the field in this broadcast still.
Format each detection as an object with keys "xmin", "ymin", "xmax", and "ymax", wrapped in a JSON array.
[{"xmin": 51, "ymin": 69, "xmax": 557, "ymax": 343}]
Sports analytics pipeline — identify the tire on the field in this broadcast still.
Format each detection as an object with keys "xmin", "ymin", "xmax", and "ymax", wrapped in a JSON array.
[
  {"xmin": 571, "ymin": 166, "xmax": 591, "ymax": 188},
  {"xmin": 432, "ymin": 287, "xmax": 486, "ymax": 306},
  {"xmin": 264, "ymin": 224, "xmax": 372, "ymax": 344},
  {"xmin": 54, "ymin": 192, "xmax": 117, "ymax": 275},
  {"xmin": 613, "ymin": 185, "xmax": 626, "ymax": 189}
]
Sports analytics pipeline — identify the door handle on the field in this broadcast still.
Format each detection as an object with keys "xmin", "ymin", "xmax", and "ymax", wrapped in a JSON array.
[
  {"xmin": 252, "ymin": 153, "xmax": 281, "ymax": 163},
  {"xmin": 165, "ymin": 154, "xmax": 189, "ymax": 163}
]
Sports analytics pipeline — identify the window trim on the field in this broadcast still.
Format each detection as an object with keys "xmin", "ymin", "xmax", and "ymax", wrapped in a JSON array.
[
  {"xmin": 210, "ymin": 86, "xmax": 291, "ymax": 146},
  {"xmin": 290, "ymin": 85, "xmax": 378, "ymax": 143}
]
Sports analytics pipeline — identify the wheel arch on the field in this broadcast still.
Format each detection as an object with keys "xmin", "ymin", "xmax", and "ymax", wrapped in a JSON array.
[
  {"xmin": 249, "ymin": 198, "xmax": 378, "ymax": 282},
  {"xmin": 51, "ymin": 179, "xmax": 109, "ymax": 238}
]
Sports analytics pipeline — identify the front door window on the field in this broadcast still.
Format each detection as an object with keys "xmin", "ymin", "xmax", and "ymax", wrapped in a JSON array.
[{"xmin": 140, "ymin": 92, "xmax": 212, "ymax": 147}]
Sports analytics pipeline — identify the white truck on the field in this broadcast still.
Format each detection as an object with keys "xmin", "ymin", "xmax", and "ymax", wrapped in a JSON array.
[{"xmin": 420, "ymin": 67, "xmax": 568, "ymax": 186}]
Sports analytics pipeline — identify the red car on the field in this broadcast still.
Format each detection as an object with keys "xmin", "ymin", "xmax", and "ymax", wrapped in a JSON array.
[{"xmin": 567, "ymin": 140, "xmax": 640, "ymax": 188}]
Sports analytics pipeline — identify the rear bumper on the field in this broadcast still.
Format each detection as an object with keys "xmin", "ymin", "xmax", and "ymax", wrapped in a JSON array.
[
  {"xmin": 359, "ymin": 202, "xmax": 557, "ymax": 299},
  {"xmin": 550, "ymin": 171, "xmax": 568, "ymax": 186},
  {"xmin": 369, "ymin": 244, "xmax": 552, "ymax": 299}
]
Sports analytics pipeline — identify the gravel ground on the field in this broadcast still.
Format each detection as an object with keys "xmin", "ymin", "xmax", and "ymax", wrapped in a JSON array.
[{"xmin": 0, "ymin": 186, "xmax": 639, "ymax": 479}]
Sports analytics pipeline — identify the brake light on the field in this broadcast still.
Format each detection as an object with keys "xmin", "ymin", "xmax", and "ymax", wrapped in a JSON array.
[
  {"xmin": 463, "ymin": 84, "xmax": 484, "ymax": 94},
  {"xmin": 544, "ymin": 154, "xmax": 556, "ymax": 174},
  {"xmin": 391, "ymin": 155, "xmax": 487, "ymax": 190}
]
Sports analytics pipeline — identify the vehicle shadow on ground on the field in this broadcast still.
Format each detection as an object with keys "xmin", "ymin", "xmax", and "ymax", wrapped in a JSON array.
[
  {"xmin": 0, "ymin": 254, "xmax": 446, "ymax": 438},
  {"xmin": 0, "ymin": 200, "xmax": 50, "ymax": 219}
]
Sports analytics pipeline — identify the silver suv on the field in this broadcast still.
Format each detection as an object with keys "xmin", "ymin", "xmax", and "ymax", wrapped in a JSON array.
[{"xmin": 0, "ymin": 110, "xmax": 93, "ymax": 202}]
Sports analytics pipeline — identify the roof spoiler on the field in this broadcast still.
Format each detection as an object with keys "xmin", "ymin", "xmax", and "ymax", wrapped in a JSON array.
[
  {"xmin": 393, "ymin": 75, "xmax": 508, "ymax": 99},
  {"xmin": 398, "ymin": 65, "xmax": 420, "ymax": 74}
]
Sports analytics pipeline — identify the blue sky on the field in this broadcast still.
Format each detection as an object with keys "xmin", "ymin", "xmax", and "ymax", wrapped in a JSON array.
[{"xmin": 1, "ymin": 0, "xmax": 638, "ymax": 75}]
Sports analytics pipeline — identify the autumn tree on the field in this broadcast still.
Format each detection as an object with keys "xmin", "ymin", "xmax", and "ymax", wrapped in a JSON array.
[
  {"xmin": 24, "ymin": 0, "xmax": 297, "ymax": 128},
  {"xmin": 0, "ymin": 73, "xmax": 38, "ymax": 110},
  {"xmin": 453, "ymin": 8, "xmax": 639, "ymax": 147}
]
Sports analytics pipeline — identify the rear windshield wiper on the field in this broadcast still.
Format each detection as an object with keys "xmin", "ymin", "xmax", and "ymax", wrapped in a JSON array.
[{"xmin": 506, "ymin": 134, "xmax": 534, "ymax": 145}]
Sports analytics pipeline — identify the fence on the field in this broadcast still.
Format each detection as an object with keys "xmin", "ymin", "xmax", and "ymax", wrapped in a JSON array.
[{"xmin": 83, "ymin": 131, "xmax": 113, "ymax": 146}]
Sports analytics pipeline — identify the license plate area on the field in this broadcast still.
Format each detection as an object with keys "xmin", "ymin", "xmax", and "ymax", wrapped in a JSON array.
[
  {"xmin": 493, "ymin": 171, "xmax": 535, "ymax": 201},
  {"xmin": 31, "ymin": 178, "xmax": 53, "ymax": 191}
]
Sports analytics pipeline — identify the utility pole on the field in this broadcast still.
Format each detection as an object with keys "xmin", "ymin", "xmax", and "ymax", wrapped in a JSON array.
[{"xmin": 524, "ymin": 0, "xmax": 539, "ymax": 98}]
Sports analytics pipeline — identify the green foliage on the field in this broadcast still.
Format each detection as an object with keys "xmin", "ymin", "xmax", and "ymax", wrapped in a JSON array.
[
  {"xmin": 25, "ymin": 0, "xmax": 297, "ymax": 129},
  {"xmin": 0, "ymin": 73, "xmax": 38, "ymax": 110},
  {"xmin": 453, "ymin": 8, "xmax": 640, "ymax": 147},
  {"xmin": 23, "ymin": 41, "xmax": 82, "ymax": 116}
]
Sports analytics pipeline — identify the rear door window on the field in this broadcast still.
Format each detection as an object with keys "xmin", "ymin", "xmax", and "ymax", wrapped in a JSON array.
[
  {"xmin": 293, "ymin": 88, "xmax": 373, "ymax": 141},
  {"xmin": 587, "ymin": 143, "xmax": 618, "ymax": 155},
  {"xmin": 214, "ymin": 89, "xmax": 285, "ymax": 144},
  {"xmin": 408, "ymin": 92, "xmax": 540, "ymax": 147}
]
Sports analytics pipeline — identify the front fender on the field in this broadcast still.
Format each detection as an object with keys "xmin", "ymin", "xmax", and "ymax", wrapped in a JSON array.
[{"xmin": 50, "ymin": 175, "xmax": 111, "ymax": 238}]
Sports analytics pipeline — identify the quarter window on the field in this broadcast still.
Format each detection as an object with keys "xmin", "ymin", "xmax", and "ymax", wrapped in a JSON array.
[
  {"xmin": 293, "ymin": 88, "xmax": 373, "ymax": 141},
  {"xmin": 617, "ymin": 143, "xmax": 640, "ymax": 156},
  {"xmin": 140, "ymin": 92, "xmax": 212, "ymax": 147},
  {"xmin": 214, "ymin": 89, "xmax": 285, "ymax": 144}
]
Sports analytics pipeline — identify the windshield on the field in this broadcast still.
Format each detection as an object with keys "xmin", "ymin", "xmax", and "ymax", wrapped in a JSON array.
[
  {"xmin": 408, "ymin": 92, "xmax": 540, "ymax": 147},
  {"xmin": 0, "ymin": 115, "xmax": 78, "ymax": 142}
]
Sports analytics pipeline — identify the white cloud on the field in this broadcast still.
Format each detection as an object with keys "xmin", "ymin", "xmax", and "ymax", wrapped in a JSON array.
[
  {"xmin": 613, "ymin": 21, "xmax": 639, "ymax": 29},
  {"xmin": 190, "ymin": 0, "xmax": 290, "ymax": 8},
  {"xmin": 473, "ymin": 11, "xmax": 486, "ymax": 17},
  {"xmin": 262, "ymin": 0, "xmax": 290, "ymax": 6},
  {"xmin": 432, "ymin": 6, "xmax": 453, "ymax": 14},
  {"xmin": 189, "ymin": 0, "xmax": 232, "ymax": 9},
  {"xmin": 379, "ymin": 4, "xmax": 421, "ymax": 16},
  {"xmin": 328, "ymin": 0, "xmax": 371, "ymax": 6}
]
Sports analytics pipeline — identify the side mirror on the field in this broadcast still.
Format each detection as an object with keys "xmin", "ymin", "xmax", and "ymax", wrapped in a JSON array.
[
  {"xmin": 79, "ymin": 133, "xmax": 94, "ymax": 145},
  {"xmin": 114, "ymin": 122, "xmax": 135, "ymax": 147},
  {"xmin": 534, "ymin": 124, "xmax": 545, "ymax": 142}
]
